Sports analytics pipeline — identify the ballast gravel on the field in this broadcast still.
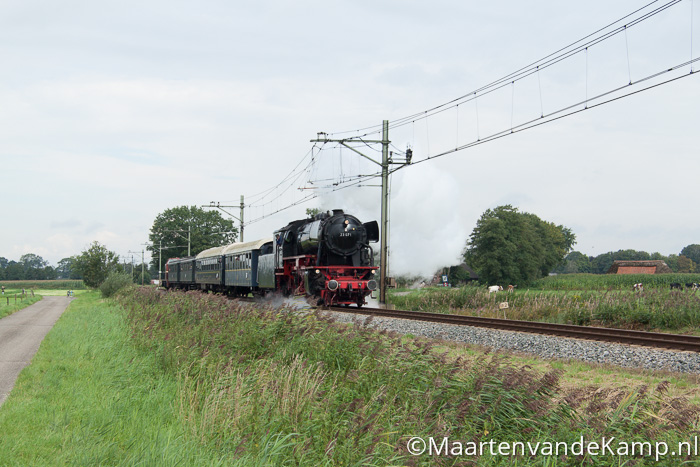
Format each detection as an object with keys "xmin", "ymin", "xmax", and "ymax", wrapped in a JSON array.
[{"xmin": 319, "ymin": 310, "xmax": 700, "ymax": 374}]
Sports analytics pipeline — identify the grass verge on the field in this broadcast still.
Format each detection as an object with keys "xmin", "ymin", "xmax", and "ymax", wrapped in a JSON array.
[{"xmin": 0, "ymin": 291, "xmax": 241, "ymax": 466}]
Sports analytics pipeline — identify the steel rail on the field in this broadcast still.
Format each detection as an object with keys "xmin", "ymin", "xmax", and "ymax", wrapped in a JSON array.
[{"xmin": 325, "ymin": 306, "xmax": 700, "ymax": 352}]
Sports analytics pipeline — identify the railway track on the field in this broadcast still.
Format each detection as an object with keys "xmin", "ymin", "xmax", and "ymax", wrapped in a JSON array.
[{"xmin": 325, "ymin": 306, "xmax": 700, "ymax": 352}]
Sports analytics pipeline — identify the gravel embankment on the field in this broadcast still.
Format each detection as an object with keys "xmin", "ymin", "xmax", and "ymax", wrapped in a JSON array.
[{"xmin": 320, "ymin": 310, "xmax": 700, "ymax": 373}]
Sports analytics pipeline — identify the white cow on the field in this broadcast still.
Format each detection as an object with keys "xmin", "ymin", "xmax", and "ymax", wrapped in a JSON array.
[{"xmin": 488, "ymin": 285, "xmax": 503, "ymax": 294}]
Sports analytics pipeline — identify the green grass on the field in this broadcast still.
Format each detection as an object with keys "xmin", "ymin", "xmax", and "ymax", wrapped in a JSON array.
[
  {"xmin": 0, "ymin": 291, "xmax": 42, "ymax": 319},
  {"xmin": 0, "ymin": 292, "xmax": 245, "ymax": 466}
]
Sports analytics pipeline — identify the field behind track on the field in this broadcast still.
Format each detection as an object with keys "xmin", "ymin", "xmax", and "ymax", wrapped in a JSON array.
[
  {"xmin": 530, "ymin": 273, "xmax": 700, "ymax": 291},
  {"xmin": 388, "ymin": 274, "xmax": 700, "ymax": 333}
]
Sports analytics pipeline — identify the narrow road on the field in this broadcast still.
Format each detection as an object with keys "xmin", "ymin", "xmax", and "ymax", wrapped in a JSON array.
[{"xmin": 0, "ymin": 296, "xmax": 72, "ymax": 406}]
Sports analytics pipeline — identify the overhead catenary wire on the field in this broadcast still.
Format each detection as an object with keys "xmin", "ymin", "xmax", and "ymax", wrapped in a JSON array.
[
  {"xmin": 403, "ymin": 58, "xmax": 699, "ymax": 170},
  {"xmin": 240, "ymin": 0, "xmax": 697, "ymax": 226},
  {"xmin": 327, "ymin": 0, "xmax": 684, "ymax": 140}
]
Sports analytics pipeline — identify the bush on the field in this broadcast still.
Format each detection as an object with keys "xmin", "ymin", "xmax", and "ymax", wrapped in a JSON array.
[{"xmin": 99, "ymin": 272, "xmax": 133, "ymax": 298}]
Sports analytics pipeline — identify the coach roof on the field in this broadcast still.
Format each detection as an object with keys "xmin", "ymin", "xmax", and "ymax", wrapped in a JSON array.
[
  {"xmin": 222, "ymin": 238, "xmax": 272, "ymax": 256},
  {"xmin": 195, "ymin": 238, "xmax": 273, "ymax": 259},
  {"xmin": 195, "ymin": 245, "xmax": 228, "ymax": 260}
]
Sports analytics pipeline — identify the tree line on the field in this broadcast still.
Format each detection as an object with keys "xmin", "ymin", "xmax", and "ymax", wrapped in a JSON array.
[
  {"xmin": 552, "ymin": 245, "xmax": 699, "ymax": 275},
  {"xmin": 0, "ymin": 254, "xmax": 78, "ymax": 281},
  {"xmin": 1, "ymin": 206, "xmax": 237, "ymax": 288}
]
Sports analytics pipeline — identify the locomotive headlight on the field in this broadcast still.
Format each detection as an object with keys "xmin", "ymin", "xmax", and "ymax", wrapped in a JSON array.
[
  {"xmin": 327, "ymin": 280, "xmax": 339, "ymax": 291},
  {"xmin": 371, "ymin": 270, "xmax": 376, "ymax": 274},
  {"xmin": 315, "ymin": 269, "xmax": 320, "ymax": 274}
]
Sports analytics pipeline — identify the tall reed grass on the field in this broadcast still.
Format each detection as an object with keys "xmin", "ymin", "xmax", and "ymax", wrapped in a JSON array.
[{"xmin": 114, "ymin": 288, "xmax": 700, "ymax": 465}]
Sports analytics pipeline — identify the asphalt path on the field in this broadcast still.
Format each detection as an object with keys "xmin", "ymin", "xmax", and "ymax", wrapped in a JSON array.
[{"xmin": 0, "ymin": 296, "xmax": 72, "ymax": 406}]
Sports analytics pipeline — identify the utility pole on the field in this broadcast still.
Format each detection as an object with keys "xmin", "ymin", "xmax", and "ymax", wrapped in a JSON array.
[
  {"xmin": 379, "ymin": 121, "xmax": 390, "ymax": 304},
  {"xmin": 311, "ymin": 120, "xmax": 410, "ymax": 305},
  {"xmin": 240, "ymin": 195, "xmax": 244, "ymax": 242},
  {"xmin": 204, "ymin": 196, "xmax": 245, "ymax": 242},
  {"xmin": 128, "ymin": 249, "xmax": 145, "ymax": 286},
  {"xmin": 140, "ymin": 247, "xmax": 145, "ymax": 286},
  {"xmin": 158, "ymin": 240, "xmax": 162, "ymax": 284}
]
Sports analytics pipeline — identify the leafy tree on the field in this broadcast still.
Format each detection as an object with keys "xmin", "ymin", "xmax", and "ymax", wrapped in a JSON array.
[
  {"xmin": 611, "ymin": 249, "xmax": 651, "ymax": 261},
  {"xmin": 0, "ymin": 257, "xmax": 9, "ymax": 269},
  {"xmin": 464, "ymin": 205, "xmax": 575, "ymax": 286},
  {"xmin": 73, "ymin": 242, "xmax": 121, "ymax": 288},
  {"xmin": 42, "ymin": 266, "xmax": 57, "ymax": 280},
  {"xmin": 681, "ymin": 244, "xmax": 700, "ymax": 265},
  {"xmin": 677, "ymin": 255, "xmax": 696, "ymax": 273},
  {"xmin": 19, "ymin": 253, "xmax": 48, "ymax": 270},
  {"xmin": 553, "ymin": 251, "xmax": 592, "ymax": 274},
  {"xmin": 306, "ymin": 208, "xmax": 322, "ymax": 218},
  {"xmin": 56, "ymin": 257, "xmax": 81, "ymax": 279},
  {"xmin": 135, "ymin": 269, "xmax": 152, "ymax": 286},
  {"xmin": 5, "ymin": 261, "xmax": 23, "ymax": 280},
  {"xmin": 16, "ymin": 253, "xmax": 50, "ymax": 279},
  {"xmin": 665, "ymin": 254, "xmax": 679, "ymax": 272},
  {"xmin": 148, "ymin": 206, "xmax": 237, "ymax": 272},
  {"xmin": 590, "ymin": 252, "xmax": 614, "ymax": 274},
  {"xmin": 447, "ymin": 265, "xmax": 474, "ymax": 285}
]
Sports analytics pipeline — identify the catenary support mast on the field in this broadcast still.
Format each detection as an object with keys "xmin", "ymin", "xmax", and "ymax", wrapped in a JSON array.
[
  {"xmin": 311, "ymin": 120, "xmax": 409, "ymax": 305},
  {"xmin": 379, "ymin": 120, "xmax": 390, "ymax": 304}
]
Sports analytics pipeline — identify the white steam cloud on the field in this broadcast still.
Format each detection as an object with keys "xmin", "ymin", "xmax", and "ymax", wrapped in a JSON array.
[{"xmin": 316, "ymin": 164, "xmax": 468, "ymax": 278}]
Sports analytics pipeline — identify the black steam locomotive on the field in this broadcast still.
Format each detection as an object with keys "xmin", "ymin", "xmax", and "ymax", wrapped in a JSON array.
[{"xmin": 166, "ymin": 209, "xmax": 379, "ymax": 306}]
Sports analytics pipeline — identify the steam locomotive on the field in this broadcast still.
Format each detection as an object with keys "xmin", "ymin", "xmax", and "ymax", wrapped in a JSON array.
[{"xmin": 165, "ymin": 209, "xmax": 379, "ymax": 306}]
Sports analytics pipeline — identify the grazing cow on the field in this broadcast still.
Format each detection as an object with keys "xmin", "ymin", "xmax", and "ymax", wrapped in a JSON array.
[
  {"xmin": 670, "ymin": 282, "xmax": 682, "ymax": 290},
  {"xmin": 488, "ymin": 285, "xmax": 503, "ymax": 294},
  {"xmin": 507, "ymin": 284, "xmax": 517, "ymax": 292},
  {"xmin": 633, "ymin": 283, "xmax": 643, "ymax": 292}
]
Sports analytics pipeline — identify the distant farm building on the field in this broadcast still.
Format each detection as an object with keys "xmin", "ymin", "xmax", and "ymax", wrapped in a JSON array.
[
  {"xmin": 606, "ymin": 260, "xmax": 672, "ymax": 275},
  {"xmin": 432, "ymin": 263, "xmax": 479, "ymax": 285}
]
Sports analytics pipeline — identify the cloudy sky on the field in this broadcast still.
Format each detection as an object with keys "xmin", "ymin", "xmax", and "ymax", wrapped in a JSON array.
[{"xmin": 1, "ymin": 0, "xmax": 698, "ymax": 275}]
